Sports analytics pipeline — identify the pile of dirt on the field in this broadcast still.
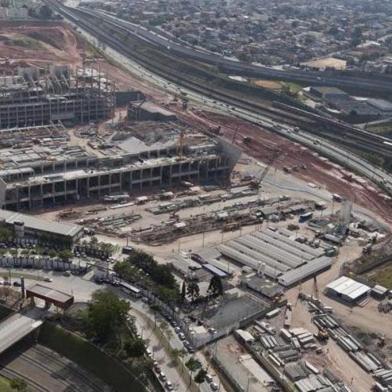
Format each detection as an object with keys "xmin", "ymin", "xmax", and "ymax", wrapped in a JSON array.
[{"xmin": 0, "ymin": 21, "xmax": 85, "ymax": 68}]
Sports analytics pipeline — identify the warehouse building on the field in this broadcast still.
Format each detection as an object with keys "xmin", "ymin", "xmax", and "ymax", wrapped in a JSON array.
[
  {"xmin": 325, "ymin": 276, "xmax": 370, "ymax": 304},
  {"xmin": 0, "ymin": 209, "xmax": 83, "ymax": 243},
  {"xmin": 218, "ymin": 227, "xmax": 332, "ymax": 287}
]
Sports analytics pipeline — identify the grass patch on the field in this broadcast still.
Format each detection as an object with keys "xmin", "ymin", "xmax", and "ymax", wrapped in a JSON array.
[
  {"xmin": 281, "ymin": 81, "xmax": 304, "ymax": 95},
  {"xmin": 10, "ymin": 36, "xmax": 44, "ymax": 50},
  {"xmin": 38, "ymin": 322, "xmax": 145, "ymax": 392},
  {"xmin": 367, "ymin": 263, "xmax": 392, "ymax": 289},
  {"xmin": 0, "ymin": 376, "xmax": 14, "ymax": 392},
  {"xmin": 366, "ymin": 122, "xmax": 392, "ymax": 136}
]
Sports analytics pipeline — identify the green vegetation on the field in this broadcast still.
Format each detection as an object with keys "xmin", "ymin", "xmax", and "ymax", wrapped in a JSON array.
[
  {"xmin": 185, "ymin": 357, "xmax": 202, "ymax": 372},
  {"xmin": 10, "ymin": 36, "xmax": 43, "ymax": 50},
  {"xmin": 9, "ymin": 379, "xmax": 27, "ymax": 392},
  {"xmin": 366, "ymin": 122, "xmax": 392, "ymax": 136},
  {"xmin": 0, "ymin": 227, "xmax": 13, "ymax": 242},
  {"xmin": 39, "ymin": 322, "xmax": 145, "ymax": 392},
  {"xmin": 0, "ymin": 376, "xmax": 14, "ymax": 392},
  {"xmin": 114, "ymin": 251, "xmax": 180, "ymax": 304},
  {"xmin": 367, "ymin": 264, "xmax": 392, "ymax": 289},
  {"xmin": 208, "ymin": 275, "xmax": 223, "ymax": 296},
  {"xmin": 281, "ymin": 81, "xmax": 304, "ymax": 96},
  {"xmin": 85, "ymin": 290, "xmax": 130, "ymax": 342},
  {"xmin": 194, "ymin": 369, "xmax": 208, "ymax": 384}
]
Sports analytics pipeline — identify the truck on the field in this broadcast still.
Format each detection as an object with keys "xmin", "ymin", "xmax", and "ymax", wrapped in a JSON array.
[{"xmin": 299, "ymin": 212, "xmax": 313, "ymax": 223}]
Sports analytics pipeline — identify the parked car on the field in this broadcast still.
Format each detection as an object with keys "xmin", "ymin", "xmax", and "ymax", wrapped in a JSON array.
[
  {"xmin": 43, "ymin": 277, "xmax": 53, "ymax": 282},
  {"xmin": 205, "ymin": 374, "xmax": 213, "ymax": 383},
  {"xmin": 159, "ymin": 372, "xmax": 167, "ymax": 381},
  {"xmin": 210, "ymin": 382, "xmax": 219, "ymax": 390},
  {"xmin": 13, "ymin": 281, "xmax": 21, "ymax": 287},
  {"xmin": 165, "ymin": 381, "xmax": 173, "ymax": 391}
]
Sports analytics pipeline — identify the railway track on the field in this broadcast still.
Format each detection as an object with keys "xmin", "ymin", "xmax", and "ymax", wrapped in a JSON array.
[
  {"xmin": 21, "ymin": 345, "xmax": 103, "ymax": 392},
  {"xmin": 52, "ymin": 3, "xmax": 316, "ymax": 126},
  {"xmin": 54, "ymin": 4, "xmax": 392, "ymax": 159},
  {"xmin": 49, "ymin": 1, "xmax": 392, "ymax": 195},
  {"xmin": 0, "ymin": 366, "xmax": 50, "ymax": 392},
  {"xmin": 0, "ymin": 345, "xmax": 103, "ymax": 392}
]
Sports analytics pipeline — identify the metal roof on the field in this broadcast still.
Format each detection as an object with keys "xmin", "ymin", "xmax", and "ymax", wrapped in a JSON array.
[
  {"xmin": 202, "ymin": 263, "xmax": 228, "ymax": 278},
  {"xmin": 326, "ymin": 276, "xmax": 370, "ymax": 300},
  {"xmin": 0, "ymin": 209, "xmax": 82, "ymax": 238},
  {"xmin": 26, "ymin": 283, "xmax": 73, "ymax": 304},
  {"xmin": 278, "ymin": 257, "xmax": 333, "ymax": 287}
]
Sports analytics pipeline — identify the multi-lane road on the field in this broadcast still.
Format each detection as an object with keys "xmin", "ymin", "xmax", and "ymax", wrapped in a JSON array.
[
  {"xmin": 52, "ymin": 2, "xmax": 392, "ymax": 196},
  {"xmin": 79, "ymin": 7, "xmax": 392, "ymax": 95}
]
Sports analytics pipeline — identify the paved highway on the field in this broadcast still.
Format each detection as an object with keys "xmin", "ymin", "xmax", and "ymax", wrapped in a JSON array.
[
  {"xmin": 55, "ymin": 3, "xmax": 392, "ymax": 196},
  {"xmin": 77, "ymin": 7, "xmax": 392, "ymax": 94}
]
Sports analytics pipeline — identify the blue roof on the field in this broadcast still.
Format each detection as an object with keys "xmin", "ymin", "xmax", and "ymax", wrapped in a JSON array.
[{"xmin": 202, "ymin": 263, "xmax": 228, "ymax": 278}]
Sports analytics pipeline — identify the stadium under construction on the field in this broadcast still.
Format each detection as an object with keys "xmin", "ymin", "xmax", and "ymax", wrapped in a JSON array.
[{"xmin": 0, "ymin": 65, "xmax": 115, "ymax": 129}]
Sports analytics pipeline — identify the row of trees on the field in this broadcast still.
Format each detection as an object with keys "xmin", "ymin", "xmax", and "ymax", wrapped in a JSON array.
[
  {"xmin": 182, "ymin": 275, "xmax": 224, "ymax": 303},
  {"xmin": 114, "ymin": 251, "xmax": 180, "ymax": 304}
]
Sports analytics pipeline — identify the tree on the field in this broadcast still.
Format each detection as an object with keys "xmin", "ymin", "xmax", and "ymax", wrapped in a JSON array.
[
  {"xmin": 194, "ymin": 368, "xmax": 207, "ymax": 384},
  {"xmin": 185, "ymin": 357, "xmax": 202, "ymax": 372},
  {"xmin": 0, "ymin": 226, "xmax": 12, "ymax": 242},
  {"xmin": 186, "ymin": 280, "xmax": 200, "ymax": 302},
  {"xmin": 124, "ymin": 338, "xmax": 146, "ymax": 358},
  {"xmin": 86, "ymin": 289, "xmax": 130, "ymax": 342},
  {"xmin": 10, "ymin": 378, "xmax": 27, "ymax": 391},
  {"xmin": 58, "ymin": 249, "xmax": 73, "ymax": 262},
  {"xmin": 39, "ymin": 4, "xmax": 52, "ymax": 19},
  {"xmin": 181, "ymin": 281, "xmax": 186, "ymax": 303},
  {"xmin": 169, "ymin": 348, "xmax": 185, "ymax": 365},
  {"xmin": 208, "ymin": 275, "xmax": 223, "ymax": 297}
]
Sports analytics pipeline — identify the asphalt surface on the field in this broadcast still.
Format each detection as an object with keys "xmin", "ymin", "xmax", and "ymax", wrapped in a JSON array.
[{"xmin": 77, "ymin": 7, "xmax": 392, "ymax": 94}]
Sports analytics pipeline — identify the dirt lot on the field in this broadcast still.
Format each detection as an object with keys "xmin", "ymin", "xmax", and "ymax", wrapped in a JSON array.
[
  {"xmin": 0, "ymin": 21, "xmax": 167, "ymax": 98},
  {"xmin": 0, "ymin": 21, "xmax": 85, "ymax": 68},
  {"xmin": 181, "ymin": 109, "xmax": 392, "ymax": 228}
]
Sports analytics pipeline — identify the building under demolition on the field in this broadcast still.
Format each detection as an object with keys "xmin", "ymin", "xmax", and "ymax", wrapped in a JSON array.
[
  {"xmin": 0, "ymin": 65, "xmax": 114, "ymax": 128},
  {"xmin": 0, "ymin": 122, "xmax": 239, "ymax": 210}
]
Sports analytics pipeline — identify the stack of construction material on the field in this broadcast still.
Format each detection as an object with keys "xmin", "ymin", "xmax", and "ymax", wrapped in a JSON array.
[
  {"xmin": 378, "ymin": 299, "xmax": 392, "ymax": 313},
  {"xmin": 312, "ymin": 313, "xmax": 339, "ymax": 329},
  {"xmin": 284, "ymin": 362, "xmax": 308, "ymax": 381},
  {"xmin": 260, "ymin": 335, "xmax": 278, "ymax": 349},
  {"xmin": 295, "ymin": 374, "xmax": 337, "ymax": 392},
  {"xmin": 374, "ymin": 369, "xmax": 392, "ymax": 389},
  {"xmin": 290, "ymin": 327, "xmax": 315, "ymax": 348},
  {"xmin": 349, "ymin": 351, "xmax": 381, "ymax": 373}
]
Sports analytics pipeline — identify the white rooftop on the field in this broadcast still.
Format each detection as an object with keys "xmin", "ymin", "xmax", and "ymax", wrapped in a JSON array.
[
  {"xmin": 0, "ymin": 209, "xmax": 82, "ymax": 238},
  {"xmin": 326, "ymin": 276, "xmax": 370, "ymax": 300}
]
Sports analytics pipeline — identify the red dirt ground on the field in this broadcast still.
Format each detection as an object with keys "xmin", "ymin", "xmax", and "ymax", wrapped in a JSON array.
[
  {"xmin": 0, "ymin": 22, "xmax": 85, "ymax": 67},
  {"xmin": 179, "ymin": 109, "xmax": 392, "ymax": 227}
]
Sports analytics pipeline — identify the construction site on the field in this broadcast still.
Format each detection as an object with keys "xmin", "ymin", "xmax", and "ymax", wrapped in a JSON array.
[
  {"xmin": 0, "ymin": 17, "xmax": 391, "ymax": 392},
  {"xmin": 0, "ymin": 65, "xmax": 115, "ymax": 128}
]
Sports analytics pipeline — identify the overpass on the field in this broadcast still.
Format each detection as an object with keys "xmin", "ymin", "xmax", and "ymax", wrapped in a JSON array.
[
  {"xmin": 0, "ymin": 309, "xmax": 44, "ymax": 355},
  {"xmin": 72, "ymin": 6, "xmax": 392, "ymax": 95}
]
